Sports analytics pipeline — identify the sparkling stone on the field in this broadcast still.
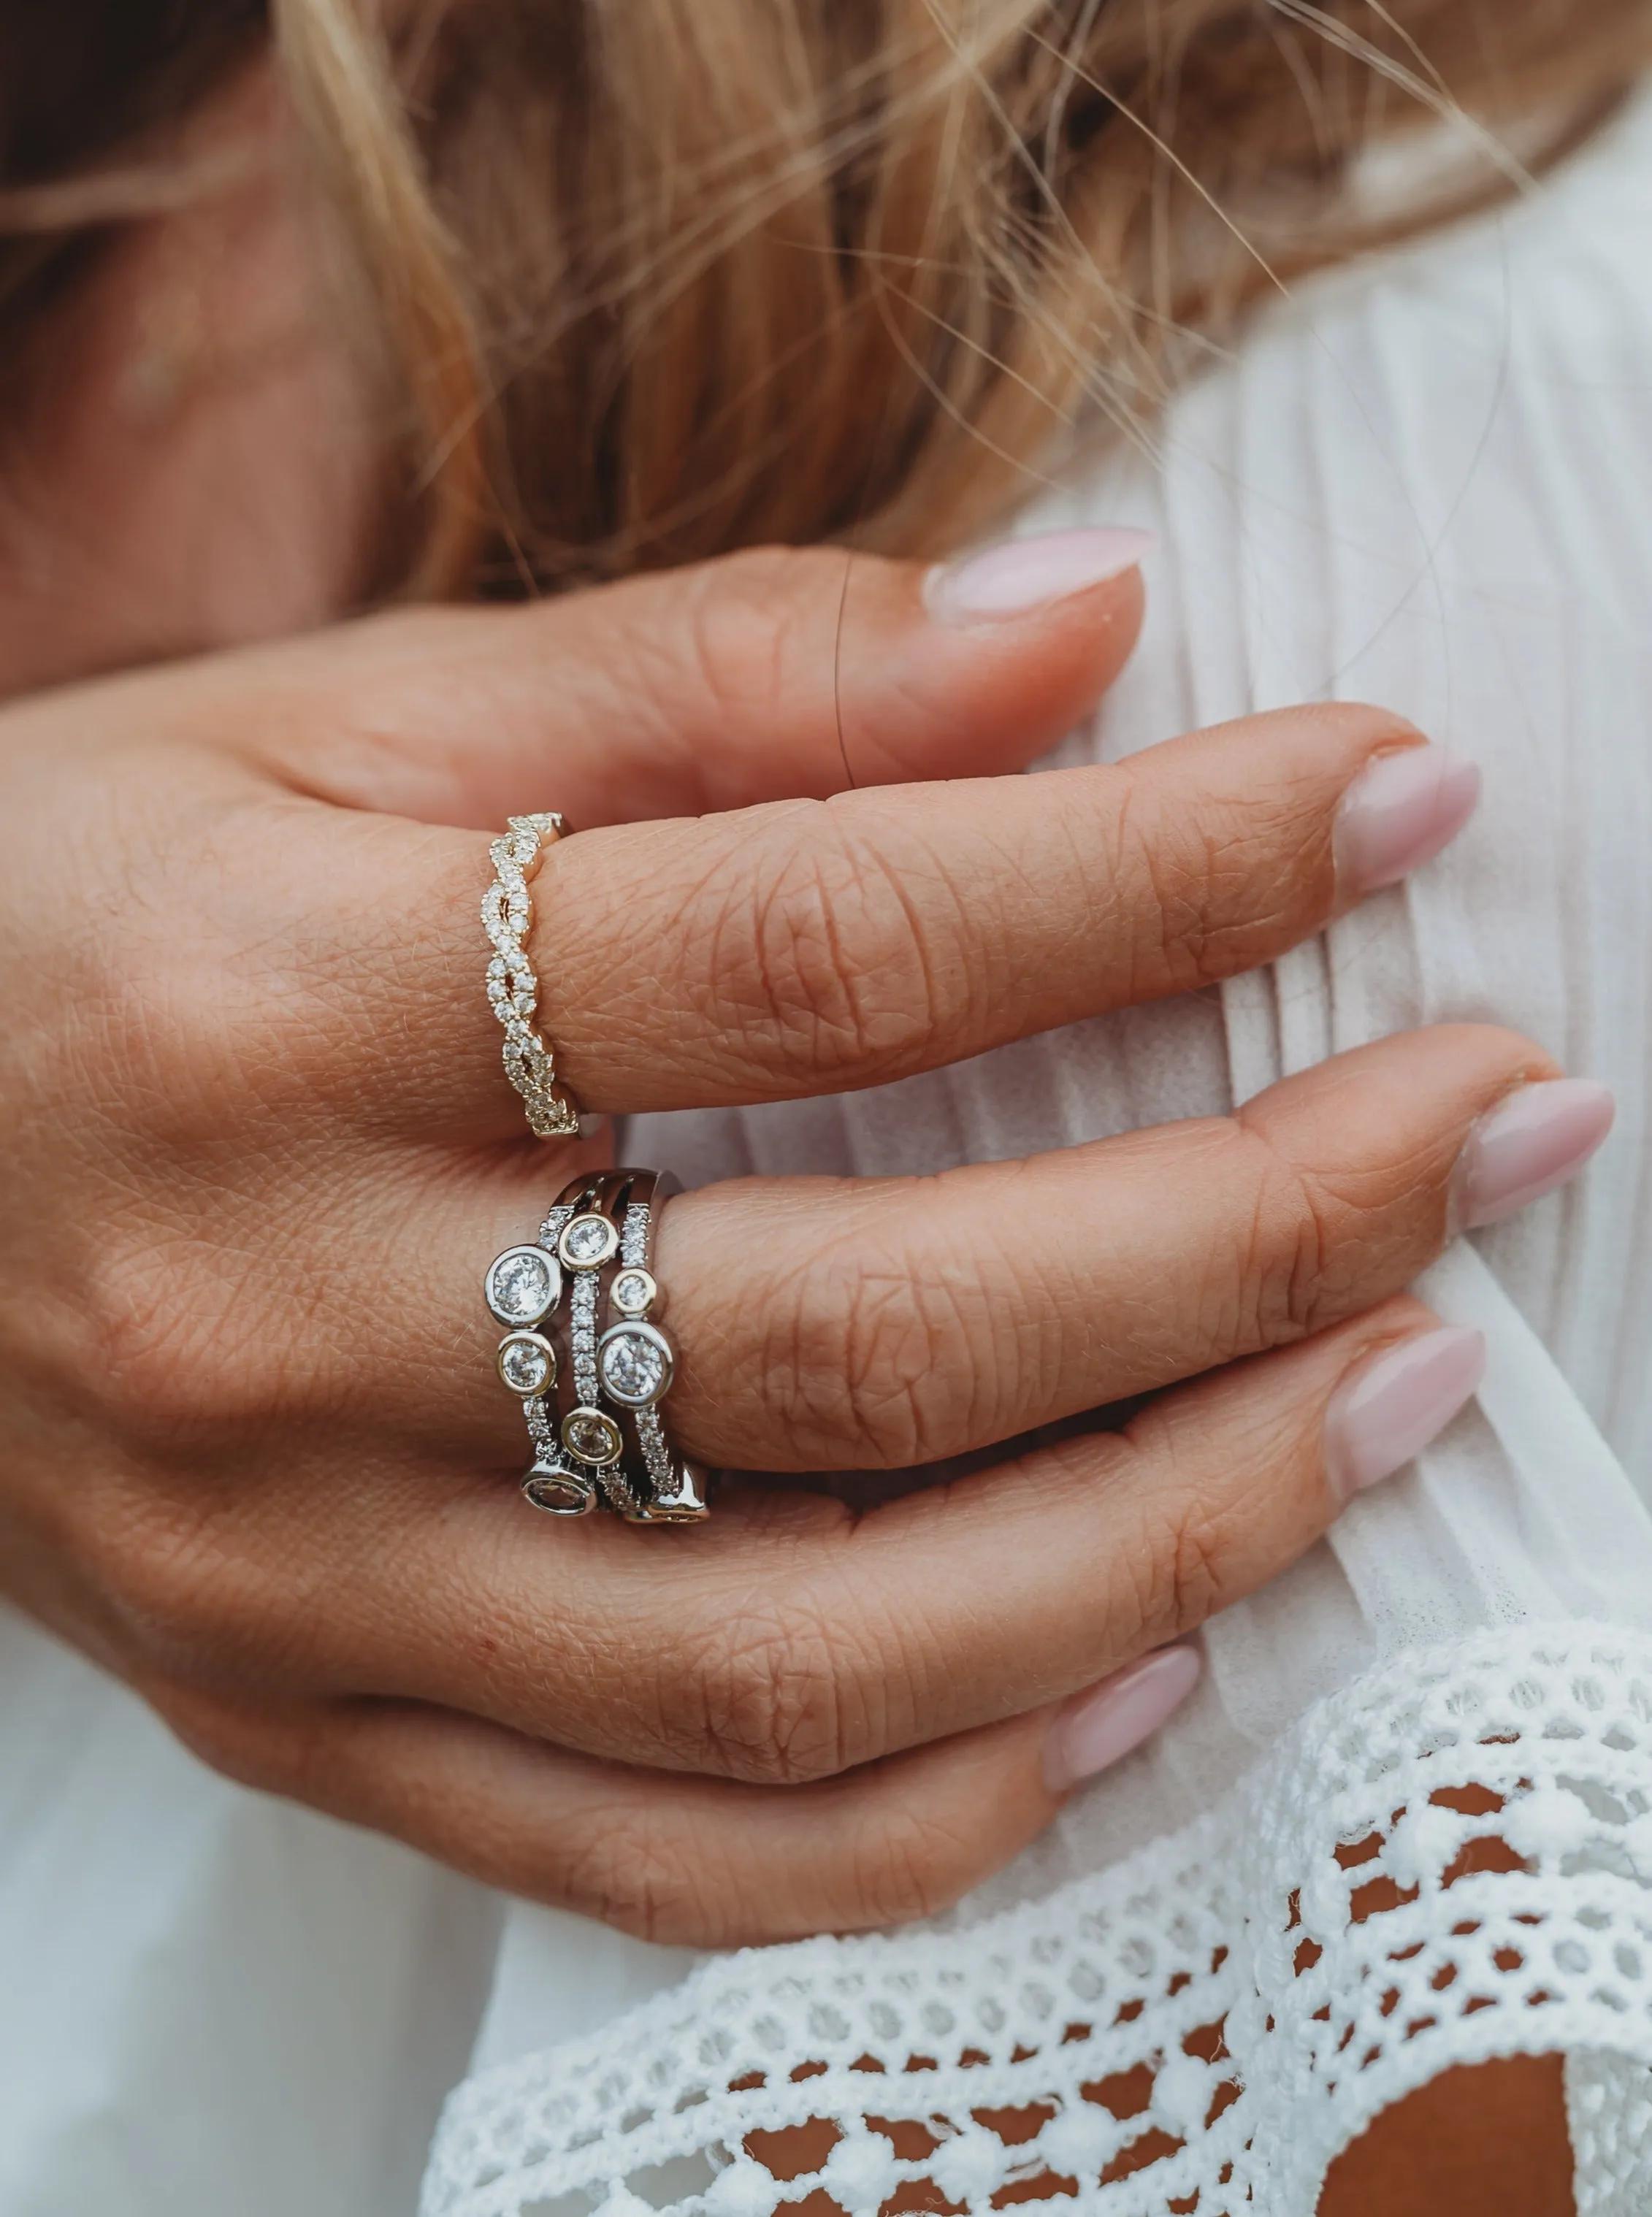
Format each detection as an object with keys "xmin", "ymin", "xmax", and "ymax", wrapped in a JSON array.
[
  {"xmin": 564, "ymin": 1408, "xmax": 621, "ymax": 1463},
  {"xmin": 611, "ymin": 1269, "xmax": 654, "ymax": 1316},
  {"xmin": 600, "ymin": 1327, "xmax": 668, "ymax": 1405},
  {"xmin": 491, "ymin": 1251, "xmax": 553, "ymax": 1322},
  {"xmin": 521, "ymin": 1463, "xmax": 594, "ymax": 1516},
  {"xmin": 500, "ymin": 1337, "xmax": 553, "ymax": 1394},
  {"xmin": 563, "ymin": 1215, "xmax": 611, "ymax": 1263}
]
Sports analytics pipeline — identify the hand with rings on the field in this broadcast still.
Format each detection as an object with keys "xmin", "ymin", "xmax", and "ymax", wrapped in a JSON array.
[{"xmin": 0, "ymin": 538, "xmax": 1603, "ymax": 1947}]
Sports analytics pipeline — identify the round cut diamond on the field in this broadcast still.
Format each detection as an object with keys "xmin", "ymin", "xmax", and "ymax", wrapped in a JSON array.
[
  {"xmin": 563, "ymin": 1407, "xmax": 622, "ymax": 1464},
  {"xmin": 598, "ymin": 1324, "xmax": 670, "ymax": 1406},
  {"xmin": 563, "ymin": 1215, "xmax": 611, "ymax": 1263},
  {"xmin": 489, "ymin": 1249, "xmax": 554, "ymax": 1323},
  {"xmin": 521, "ymin": 1466, "xmax": 592, "ymax": 1515},
  {"xmin": 499, "ymin": 1336, "xmax": 554, "ymax": 1395},
  {"xmin": 611, "ymin": 1269, "xmax": 654, "ymax": 1317}
]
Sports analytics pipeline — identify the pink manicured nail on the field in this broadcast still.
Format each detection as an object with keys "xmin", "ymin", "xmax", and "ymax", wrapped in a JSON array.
[
  {"xmin": 1451, "ymin": 1078, "xmax": 1616, "ymax": 1231},
  {"xmin": 925, "ymin": 527, "xmax": 1156, "ymax": 626},
  {"xmin": 1324, "ymin": 1326, "xmax": 1486, "ymax": 1503},
  {"xmin": 1043, "ymin": 1645, "xmax": 1201, "ymax": 1793},
  {"xmin": 1334, "ymin": 746, "xmax": 1482, "ymax": 900}
]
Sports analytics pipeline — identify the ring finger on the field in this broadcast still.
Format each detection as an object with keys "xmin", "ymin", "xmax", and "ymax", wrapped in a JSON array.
[{"xmin": 392, "ymin": 1020, "xmax": 1567, "ymax": 1473}]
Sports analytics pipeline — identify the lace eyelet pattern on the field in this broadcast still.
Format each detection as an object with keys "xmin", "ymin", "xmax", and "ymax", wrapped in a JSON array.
[{"xmin": 424, "ymin": 1626, "xmax": 1652, "ymax": 2217}]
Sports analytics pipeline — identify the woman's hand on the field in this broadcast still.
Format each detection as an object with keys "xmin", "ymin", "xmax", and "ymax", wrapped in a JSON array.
[{"xmin": 0, "ymin": 537, "xmax": 1604, "ymax": 1946}]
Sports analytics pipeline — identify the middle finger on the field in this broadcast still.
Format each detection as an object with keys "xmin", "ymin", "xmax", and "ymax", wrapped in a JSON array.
[{"xmin": 314, "ymin": 702, "xmax": 1476, "ymax": 1135}]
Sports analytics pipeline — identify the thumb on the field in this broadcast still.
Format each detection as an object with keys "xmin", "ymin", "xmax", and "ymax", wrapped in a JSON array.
[{"xmin": 220, "ymin": 530, "xmax": 1150, "ymax": 828}]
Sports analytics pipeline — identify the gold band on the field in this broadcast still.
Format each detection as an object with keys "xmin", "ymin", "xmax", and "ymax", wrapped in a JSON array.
[{"xmin": 481, "ymin": 811, "xmax": 581, "ymax": 1138}]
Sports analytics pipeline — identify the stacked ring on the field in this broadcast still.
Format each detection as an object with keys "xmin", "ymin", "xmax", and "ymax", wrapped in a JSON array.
[{"xmin": 483, "ymin": 1170, "xmax": 708, "ymax": 1522}]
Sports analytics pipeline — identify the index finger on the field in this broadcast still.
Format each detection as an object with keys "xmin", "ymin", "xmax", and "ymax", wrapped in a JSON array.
[{"xmin": 213, "ymin": 535, "xmax": 1151, "ymax": 829}]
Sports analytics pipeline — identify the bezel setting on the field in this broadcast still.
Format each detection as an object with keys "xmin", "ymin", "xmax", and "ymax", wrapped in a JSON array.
[
  {"xmin": 558, "ymin": 1213, "xmax": 621, "ymax": 1271},
  {"xmin": 597, "ymin": 1320, "xmax": 675, "ymax": 1408},
  {"xmin": 496, "ymin": 1330, "xmax": 558, "ymax": 1398},
  {"xmin": 611, "ymin": 1268, "xmax": 659, "ymax": 1318},
  {"xmin": 484, "ymin": 1244, "xmax": 561, "ymax": 1328},
  {"xmin": 562, "ymin": 1405, "xmax": 625, "ymax": 1466},
  {"xmin": 521, "ymin": 1461, "xmax": 595, "ymax": 1515}
]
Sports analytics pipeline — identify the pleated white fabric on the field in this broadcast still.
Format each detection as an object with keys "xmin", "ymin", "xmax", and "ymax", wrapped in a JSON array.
[{"xmin": 424, "ymin": 87, "xmax": 1652, "ymax": 2217}]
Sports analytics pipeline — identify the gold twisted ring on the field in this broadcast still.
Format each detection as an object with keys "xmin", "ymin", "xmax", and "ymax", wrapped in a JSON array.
[{"xmin": 481, "ymin": 811, "xmax": 581, "ymax": 1138}]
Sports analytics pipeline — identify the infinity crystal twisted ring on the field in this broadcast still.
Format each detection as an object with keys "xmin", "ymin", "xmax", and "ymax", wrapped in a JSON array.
[{"xmin": 482, "ymin": 811, "xmax": 581, "ymax": 1138}]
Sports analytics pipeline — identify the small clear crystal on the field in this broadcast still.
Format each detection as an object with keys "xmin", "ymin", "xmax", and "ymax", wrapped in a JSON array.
[
  {"xmin": 492, "ymin": 1252, "xmax": 552, "ymax": 1321},
  {"xmin": 564, "ymin": 1216, "xmax": 609, "ymax": 1263},
  {"xmin": 612, "ymin": 1270, "xmax": 652, "ymax": 1314},
  {"xmin": 600, "ymin": 1328, "xmax": 668, "ymax": 1404},
  {"xmin": 522, "ymin": 1464, "xmax": 592, "ymax": 1515},
  {"xmin": 500, "ymin": 1339, "xmax": 552, "ymax": 1393},
  {"xmin": 565, "ymin": 1409, "xmax": 619, "ymax": 1462}
]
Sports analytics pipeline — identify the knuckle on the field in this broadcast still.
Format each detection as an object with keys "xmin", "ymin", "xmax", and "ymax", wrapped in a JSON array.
[
  {"xmin": 669, "ymin": 1596, "xmax": 857, "ymax": 1785},
  {"xmin": 754, "ymin": 1232, "xmax": 995, "ymax": 1468},
  {"xmin": 711, "ymin": 813, "xmax": 951, "ymax": 1086},
  {"xmin": 1214, "ymin": 1121, "xmax": 1354, "ymax": 1355},
  {"xmin": 1112, "ymin": 783, "xmax": 1307, "ymax": 996},
  {"xmin": 847, "ymin": 1803, "xmax": 979, "ymax": 1927},
  {"xmin": 78, "ymin": 1488, "xmax": 280, "ymax": 1681},
  {"xmin": 72, "ymin": 843, "xmax": 256, "ymax": 1122},
  {"xmin": 1112, "ymin": 1395, "xmax": 1280, "ymax": 1645},
  {"xmin": 92, "ymin": 1511, "xmax": 230, "ymax": 1666},
  {"xmin": 1250, "ymin": 1162, "xmax": 1331, "ymax": 1347},
  {"xmin": 145, "ymin": 1680, "xmax": 311, "ymax": 1795},
  {"xmin": 678, "ymin": 545, "xmax": 822, "ymax": 726},
  {"xmin": 1157, "ymin": 1489, "xmax": 1231, "ymax": 1639},
  {"xmin": 556, "ymin": 1804, "xmax": 713, "ymax": 1945},
  {"xmin": 80, "ymin": 1239, "xmax": 268, "ymax": 1450}
]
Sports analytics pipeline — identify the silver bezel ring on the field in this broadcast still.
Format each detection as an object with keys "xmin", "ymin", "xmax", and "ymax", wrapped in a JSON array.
[
  {"xmin": 597, "ymin": 1319, "xmax": 675, "ymax": 1408},
  {"xmin": 558, "ymin": 1211, "xmax": 622, "ymax": 1272},
  {"xmin": 562, "ymin": 1405, "xmax": 625, "ymax": 1466},
  {"xmin": 496, "ymin": 1330, "xmax": 558, "ymax": 1398},
  {"xmin": 483, "ymin": 1244, "xmax": 562, "ymax": 1329},
  {"xmin": 610, "ymin": 1266, "xmax": 659, "ymax": 1318}
]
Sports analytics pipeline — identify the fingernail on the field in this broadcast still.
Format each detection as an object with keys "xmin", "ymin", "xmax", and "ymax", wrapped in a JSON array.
[
  {"xmin": 1450, "ymin": 1078, "xmax": 1616, "ymax": 1231},
  {"xmin": 1043, "ymin": 1645, "xmax": 1201, "ymax": 1793},
  {"xmin": 925, "ymin": 526, "xmax": 1156, "ymax": 626},
  {"xmin": 1334, "ymin": 745, "xmax": 1482, "ymax": 901},
  {"xmin": 1324, "ymin": 1326, "xmax": 1486, "ymax": 1503}
]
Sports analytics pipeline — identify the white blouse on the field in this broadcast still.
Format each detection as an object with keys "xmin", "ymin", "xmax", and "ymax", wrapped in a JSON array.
[{"xmin": 6, "ymin": 83, "xmax": 1652, "ymax": 2217}]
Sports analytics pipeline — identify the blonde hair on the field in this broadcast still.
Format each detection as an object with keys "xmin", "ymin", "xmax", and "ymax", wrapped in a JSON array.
[{"xmin": 9, "ymin": 1, "xmax": 1652, "ymax": 598}]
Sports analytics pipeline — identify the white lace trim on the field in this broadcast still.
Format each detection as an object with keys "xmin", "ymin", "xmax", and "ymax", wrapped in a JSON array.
[{"xmin": 422, "ymin": 1626, "xmax": 1652, "ymax": 2216}]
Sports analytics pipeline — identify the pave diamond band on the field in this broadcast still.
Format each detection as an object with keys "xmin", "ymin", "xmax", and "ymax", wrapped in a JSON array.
[
  {"xmin": 482, "ymin": 811, "xmax": 581, "ymax": 1138},
  {"xmin": 604, "ymin": 1176, "xmax": 709, "ymax": 1523}
]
